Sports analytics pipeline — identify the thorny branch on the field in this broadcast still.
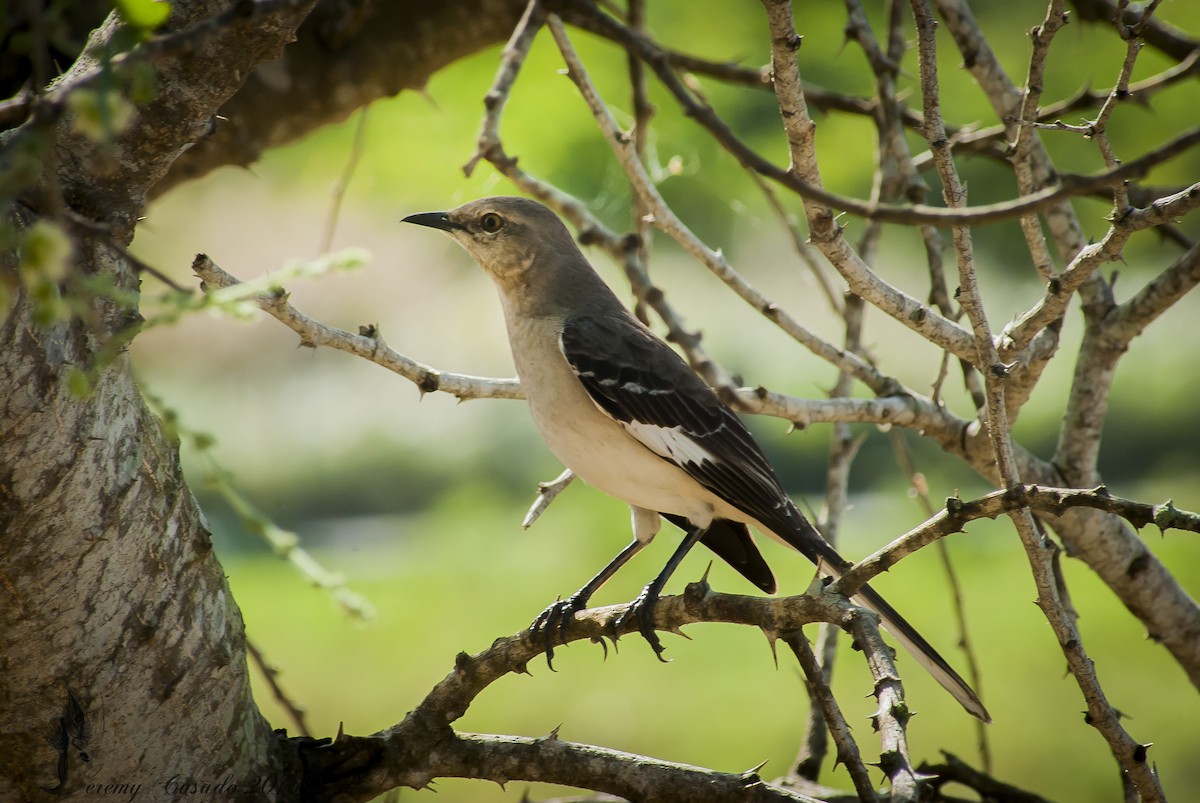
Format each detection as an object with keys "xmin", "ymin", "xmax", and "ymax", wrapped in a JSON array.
[
  {"xmin": 300, "ymin": 581, "xmax": 880, "ymax": 803},
  {"xmin": 910, "ymin": 2, "xmax": 1165, "ymax": 798},
  {"xmin": 191, "ymin": 253, "xmax": 992, "ymax": 454},
  {"xmin": 831, "ymin": 484, "xmax": 1200, "ymax": 598},
  {"xmin": 192, "ymin": 255, "xmax": 522, "ymax": 401},
  {"xmin": 784, "ymin": 634, "xmax": 877, "ymax": 802}
]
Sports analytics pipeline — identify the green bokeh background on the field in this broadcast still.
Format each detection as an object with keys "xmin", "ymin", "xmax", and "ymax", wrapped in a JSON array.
[{"xmin": 129, "ymin": 2, "xmax": 1200, "ymax": 800}]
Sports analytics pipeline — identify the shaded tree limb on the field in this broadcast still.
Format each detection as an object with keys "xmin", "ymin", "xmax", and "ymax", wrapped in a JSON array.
[
  {"xmin": 157, "ymin": 0, "xmax": 531, "ymax": 196},
  {"xmin": 1068, "ymin": 0, "xmax": 1200, "ymax": 62},
  {"xmin": 917, "ymin": 751, "xmax": 1053, "ymax": 803}
]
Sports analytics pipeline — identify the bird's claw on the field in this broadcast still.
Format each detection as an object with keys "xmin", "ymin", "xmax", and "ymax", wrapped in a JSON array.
[
  {"xmin": 531, "ymin": 594, "xmax": 588, "ymax": 668},
  {"xmin": 616, "ymin": 585, "xmax": 667, "ymax": 662}
]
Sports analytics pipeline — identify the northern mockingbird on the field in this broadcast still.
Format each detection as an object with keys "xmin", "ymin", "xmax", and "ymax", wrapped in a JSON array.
[{"xmin": 404, "ymin": 196, "xmax": 989, "ymax": 722}]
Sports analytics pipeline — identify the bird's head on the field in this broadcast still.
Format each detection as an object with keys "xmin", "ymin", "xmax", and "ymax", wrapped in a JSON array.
[{"xmin": 403, "ymin": 196, "xmax": 580, "ymax": 289}]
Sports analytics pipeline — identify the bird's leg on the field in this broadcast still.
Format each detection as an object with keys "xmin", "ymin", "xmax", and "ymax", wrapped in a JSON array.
[
  {"xmin": 531, "ymin": 538, "xmax": 646, "ymax": 668},
  {"xmin": 617, "ymin": 524, "xmax": 706, "ymax": 662}
]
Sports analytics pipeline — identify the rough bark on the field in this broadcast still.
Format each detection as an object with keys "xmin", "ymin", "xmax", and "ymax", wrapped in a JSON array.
[{"xmin": 0, "ymin": 235, "xmax": 285, "ymax": 798}]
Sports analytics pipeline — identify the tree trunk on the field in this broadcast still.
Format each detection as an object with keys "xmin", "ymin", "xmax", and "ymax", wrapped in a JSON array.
[{"xmin": 1, "ymin": 1, "xmax": 523, "ymax": 798}]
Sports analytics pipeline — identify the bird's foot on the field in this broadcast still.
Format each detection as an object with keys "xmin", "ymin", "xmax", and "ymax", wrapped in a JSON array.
[
  {"xmin": 531, "ymin": 593, "xmax": 589, "ymax": 669},
  {"xmin": 616, "ymin": 584, "xmax": 668, "ymax": 662}
]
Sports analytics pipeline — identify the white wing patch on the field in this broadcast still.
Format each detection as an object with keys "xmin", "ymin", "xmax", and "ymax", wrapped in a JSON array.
[{"xmin": 624, "ymin": 420, "xmax": 715, "ymax": 467}]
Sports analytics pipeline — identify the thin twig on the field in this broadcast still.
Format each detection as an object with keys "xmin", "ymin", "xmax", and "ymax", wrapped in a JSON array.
[
  {"xmin": 784, "ymin": 633, "xmax": 878, "ymax": 802},
  {"xmin": 522, "ymin": 468, "xmax": 575, "ymax": 529},
  {"xmin": 319, "ymin": 106, "xmax": 370, "ymax": 254},
  {"xmin": 888, "ymin": 429, "xmax": 991, "ymax": 772},
  {"xmin": 751, "ymin": 174, "xmax": 844, "ymax": 316},
  {"xmin": 64, "ymin": 209, "xmax": 190, "ymax": 292},
  {"xmin": 625, "ymin": 0, "xmax": 654, "ymax": 327},
  {"xmin": 246, "ymin": 638, "xmax": 311, "ymax": 737},
  {"xmin": 792, "ymin": 293, "xmax": 865, "ymax": 784},
  {"xmin": 1009, "ymin": 0, "xmax": 1068, "ymax": 284}
]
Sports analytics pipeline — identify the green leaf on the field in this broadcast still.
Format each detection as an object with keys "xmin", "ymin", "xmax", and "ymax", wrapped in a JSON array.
[{"xmin": 113, "ymin": 0, "xmax": 171, "ymax": 32}]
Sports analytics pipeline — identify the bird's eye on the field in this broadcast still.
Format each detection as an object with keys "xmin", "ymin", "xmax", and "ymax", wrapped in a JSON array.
[{"xmin": 480, "ymin": 212, "xmax": 504, "ymax": 233}]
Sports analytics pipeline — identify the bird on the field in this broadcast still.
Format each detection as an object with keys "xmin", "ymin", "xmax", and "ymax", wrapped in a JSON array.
[{"xmin": 403, "ymin": 195, "xmax": 989, "ymax": 722}]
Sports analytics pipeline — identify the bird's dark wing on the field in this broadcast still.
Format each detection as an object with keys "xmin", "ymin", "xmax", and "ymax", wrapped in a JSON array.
[
  {"xmin": 561, "ymin": 314, "xmax": 989, "ymax": 721},
  {"xmin": 560, "ymin": 313, "xmax": 839, "ymax": 569}
]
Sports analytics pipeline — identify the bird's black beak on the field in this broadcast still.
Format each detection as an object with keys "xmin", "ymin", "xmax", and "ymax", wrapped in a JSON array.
[{"xmin": 401, "ymin": 211, "xmax": 464, "ymax": 232}]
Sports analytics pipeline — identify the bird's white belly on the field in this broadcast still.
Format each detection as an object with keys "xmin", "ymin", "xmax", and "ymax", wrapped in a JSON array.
[
  {"xmin": 510, "ymin": 325, "xmax": 715, "ymax": 522},
  {"xmin": 537, "ymin": 398, "xmax": 701, "ymax": 514}
]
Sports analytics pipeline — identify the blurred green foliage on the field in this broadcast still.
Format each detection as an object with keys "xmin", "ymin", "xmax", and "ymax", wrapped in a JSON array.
[{"xmin": 129, "ymin": 1, "xmax": 1200, "ymax": 799}]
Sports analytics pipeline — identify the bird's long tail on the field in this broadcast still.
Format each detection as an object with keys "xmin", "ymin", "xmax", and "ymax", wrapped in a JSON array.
[
  {"xmin": 770, "ymin": 506, "xmax": 989, "ymax": 721},
  {"xmin": 848, "ymin": 579, "xmax": 990, "ymax": 722}
]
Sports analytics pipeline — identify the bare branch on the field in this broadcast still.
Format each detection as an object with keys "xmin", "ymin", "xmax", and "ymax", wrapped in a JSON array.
[
  {"xmin": 1009, "ymin": 0, "xmax": 1068, "ymax": 283},
  {"xmin": 912, "ymin": 48, "xmax": 1200, "ymax": 182},
  {"xmin": 319, "ymin": 107, "xmax": 369, "ymax": 254},
  {"xmin": 847, "ymin": 613, "xmax": 921, "ymax": 801},
  {"xmin": 918, "ymin": 751, "xmax": 1054, "ymax": 803},
  {"xmin": 190, "ymin": 251, "xmax": 1002, "ymax": 464},
  {"xmin": 791, "ymin": 292, "xmax": 865, "ymax": 785},
  {"xmin": 559, "ymin": 1, "xmax": 1200, "ymax": 229},
  {"xmin": 522, "ymin": 468, "xmax": 576, "ymax": 529},
  {"xmin": 1069, "ymin": 0, "xmax": 1200, "ymax": 62},
  {"xmin": 247, "ymin": 638, "xmax": 311, "ymax": 738},
  {"xmin": 996, "ymin": 180, "xmax": 1200, "ymax": 361},
  {"xmin": 546, "ymin": 13, "xmax": 907, "ymax": 397},
  {"xmin": 888, "ymin": 429, "xmax": 991, "ymax": 772},
  {"xmin": 191, "ymin": 254, "xmax": 522, "ymax": 402},
  {"xmin": 932, "ymin": 0, "xmax": 1090, "ymax": 265},
  {"xmin": 1110, "ymin": 240, "xmax": 1200, "ymax": 342},
  {"xmin": 756, "ymin": 0, "xmax": 978, "ymax": 363},
  {"xmin": 462, "ymin": 0, "xmax": 631, "ymax": 264},
  {"xmin": 464, "ymin": 0, "xmax": 546, "ymax": 179}
]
